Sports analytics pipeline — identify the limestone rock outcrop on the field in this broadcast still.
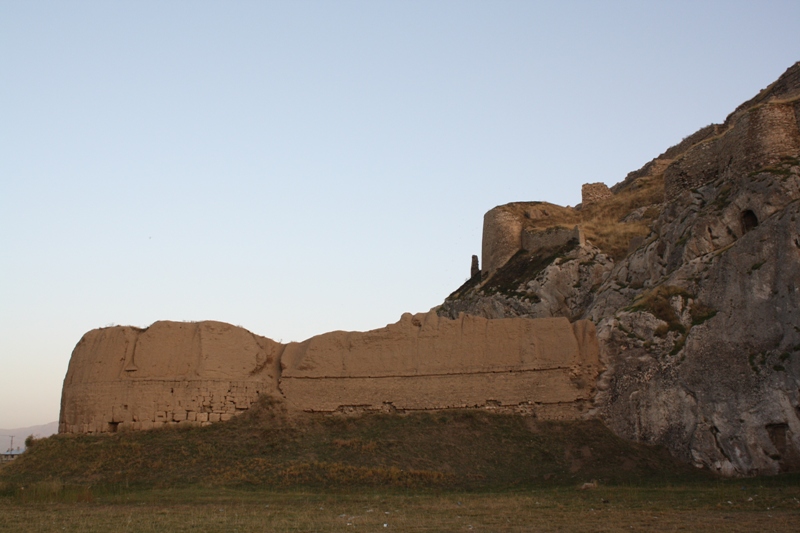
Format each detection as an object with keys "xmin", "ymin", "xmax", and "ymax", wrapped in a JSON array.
[
  {"xmin": 440, "ymin": 240, "xmax": 612, "ymax": 321},
  {"xmin": 440, "ymin": 61, "xmax": 800, "ymax": 476},
  {"xmin": 60, "ymin": 313, "xmax": 601, "ymax": 434}
]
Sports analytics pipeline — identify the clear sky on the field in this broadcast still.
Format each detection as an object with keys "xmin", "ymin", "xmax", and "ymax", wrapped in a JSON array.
[{"xmin": 1, "ymin": 1, "xmax": 798, "ymax": 429}]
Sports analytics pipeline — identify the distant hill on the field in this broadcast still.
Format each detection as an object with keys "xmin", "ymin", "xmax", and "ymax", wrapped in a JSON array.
[{"xmin": 0, "ymin": 422, "xmax": 58, "ymax": 451}]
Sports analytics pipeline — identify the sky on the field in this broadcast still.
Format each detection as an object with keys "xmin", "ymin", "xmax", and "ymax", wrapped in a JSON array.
[{"xmin": 1, "ymin": 1, "xmax": 799, "ymax": 430}]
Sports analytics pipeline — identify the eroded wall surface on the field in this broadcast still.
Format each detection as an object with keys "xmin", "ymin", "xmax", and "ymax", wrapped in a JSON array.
[
  {"xmin": 281, "ymin": 312, "xmax": 599, "ymax": 417},
  {"xmin": 60, "ymin": 313, "xmax": 600, "ymax": 433},
  {"xmin": 59, "ymin": 321, "xmax": 283, "ymax": 434}
]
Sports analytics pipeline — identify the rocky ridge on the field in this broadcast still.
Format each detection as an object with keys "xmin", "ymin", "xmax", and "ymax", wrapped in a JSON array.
[{"xmin": 439, "ymin": 62, "xmax": 800, "ymax": 476}]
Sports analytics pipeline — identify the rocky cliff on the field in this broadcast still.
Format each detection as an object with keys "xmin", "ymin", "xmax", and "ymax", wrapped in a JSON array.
[{"xmin": 439, "ymin": 62, "xmax": 800, "ymax": 476}]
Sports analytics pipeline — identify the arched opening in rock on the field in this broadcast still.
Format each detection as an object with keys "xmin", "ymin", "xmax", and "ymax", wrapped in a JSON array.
[{"xmin": 741, "ymin": 210, "xmax": 759, "ymax": 234}]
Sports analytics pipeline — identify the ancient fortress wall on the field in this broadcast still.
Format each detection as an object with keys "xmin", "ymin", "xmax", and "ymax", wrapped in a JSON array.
[
  {"xmin": 521, "ymin": 226, "xmax": 584, "ymax": 255},
  {"xmin": 60, "ymin": 321, "xmax": 283, "ymax": 434},
  {"xmin": 60, "ymin": 313, "xmax": 600, "ymax": 434},
  {"xmin": 481, "ymin": 201, "xmax": 585, "ymax": 279},
  {"xmin": 581, "ymin": 182, "xmax": 612, "ymax": 206},
  {"xmin": 281, "ymin": 312, "xmax": 599, "ymax": 416},
  {"xmin": 664, "ymin": 100, "xmax": 800, "ymax": 200},
  {"xmin": 481, "ymin": 206, "xmax": 524, "ymax": 279}
]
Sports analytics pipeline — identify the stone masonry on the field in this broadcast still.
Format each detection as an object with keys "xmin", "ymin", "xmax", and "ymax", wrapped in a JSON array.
[
  {"xmin": 581, "ymin": 182, "xmax": 613, "ymax": 206},
  {"xmin": 60, "ymin": 313, "xmax": 600, "ymax": 434}
]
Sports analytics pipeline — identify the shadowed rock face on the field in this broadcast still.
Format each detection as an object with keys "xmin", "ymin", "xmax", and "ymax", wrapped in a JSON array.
[{"xmin": 60, "ymin": 313, "xmax": 601, "ymax": 434}]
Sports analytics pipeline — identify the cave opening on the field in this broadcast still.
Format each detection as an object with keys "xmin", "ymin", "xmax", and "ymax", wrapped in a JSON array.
[{"xmin": 741, "ymin": 210, "xmax": 759, "ymax": 234}]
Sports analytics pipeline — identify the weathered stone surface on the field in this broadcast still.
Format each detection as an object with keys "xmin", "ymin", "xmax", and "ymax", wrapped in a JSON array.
[
  {"xmin": 280, "ymin": 312, "xmax": 599, "ymax": 415},
  {"xmin": 440, "ymin": 241, "xmax": 613, "ymax": 321},
  {"xmin": 471, "ymin": 255, "xmax": 480, "ymax": 278},
  {"xmin": 441, "ymin": 61, "xmax": 800, "ymax": 476},
  {"xmin": 664, "ymin": 102, "xmax": 800, "ymax": 200},
  {"xmin": 61, "ymin": 313, "xmax": 601, "ymax": 433},
  {"xmin": 59, "ymin": 321, "xmax": 283, "ymax": 434},
  {"xmin": 481, "ymin": 202, "xmax": 573, "ymax": 278},
  {"xmin": 581, "ymin": 183, "xmax": 612, "ymax": 206},
  {"xmin": 481, "ymin": 204, "xmax": 524, "ymax": 278},
  {"xmin": 522, "ymin": 226, "xmax": 584, "ymax": 256},
  {"xmin": 589, "ymin": 158, "xmax": 800, "ymax": 476}
]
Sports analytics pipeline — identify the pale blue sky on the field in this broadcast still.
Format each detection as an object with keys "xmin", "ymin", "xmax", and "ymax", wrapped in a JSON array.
[{"xmin": 1, "ymin": 1, "xmax": 798, "ymax": 428}]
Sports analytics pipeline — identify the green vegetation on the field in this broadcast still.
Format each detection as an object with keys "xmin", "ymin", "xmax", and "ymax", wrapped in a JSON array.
[
  {"xmin": 2, "ymin": 480, "xmax": 800, "ymax": 532},
  {"xmin": 1, "ymin": 480, "xmax": 799, "ymax": 532},
  {"xmin": 712, "ymin": 183, "xmax": 733, "ymax": 210},
  {"xmin": 0, "ymin": 401, "xmax": 705, "ymax": 492},
  {"xmin": 629, "ymin": 285, "xmax": 690, "ymax": 335},
  {"xmin": 690, "ymin": 301, "xmax": 718, "ymax": 326},
  {"xmin": 3, "ymin": 398, "xmax": 799, "ymax": 532},
  {"xmin": 481, "ymin": 241, "xmax": 577, "ymax": 299},
  {"xmin": 748, "ymin": 260, "xmax": 766, "ymax": 274},
  {"xmin": 442, "ymin": 270, "xmax": 482, "ymax": 302},
  {"xmin": 749, "ymin": 156, "xmax": 799, "ymax": 179}
]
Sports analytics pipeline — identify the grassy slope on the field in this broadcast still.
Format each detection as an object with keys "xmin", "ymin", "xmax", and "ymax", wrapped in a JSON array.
[{"xmin": 1, "ymin": 400, "xmax": 708, "ymax": 491}]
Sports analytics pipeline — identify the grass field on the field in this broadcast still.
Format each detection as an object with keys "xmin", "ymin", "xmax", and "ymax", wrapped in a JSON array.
[
  {"xmin": 2, "ymin": 404, "xmax": 799, "ymax": 531},
  {"xmin": 0, "ymin": 403, "xmax": 707, "ymax": 490},
  {"xmin": 2, "ymin": 482, "xmax": 800, "ymax": 532}
]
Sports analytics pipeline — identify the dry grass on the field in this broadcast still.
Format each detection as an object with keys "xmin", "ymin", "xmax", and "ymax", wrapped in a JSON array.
[
  {"xmin": 2, "ymin": 402, "xmax": 798, "ymax": 531},
  {"xmin": 0, "ymin": 407, "xmax": 705, "ymax": 491},
  {"xmin": 508, "ymin": 175, "xmax": 665, "ymax": 260},
  {"xmin": 1, "ymin": 482, "xmax": 799, "ymax": 532}
]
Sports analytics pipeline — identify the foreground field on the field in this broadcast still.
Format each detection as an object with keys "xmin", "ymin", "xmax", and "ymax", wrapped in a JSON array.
[
  {"xmin": 0, "ymin": 404, "xmax": 706, "ymax": 490},
  {"xmin": 2, "ymin": 406, "xmax": 798, "ymax": 530},
  {"xmin": 2, "ymin": 482, "xmax": 800, "ymax": 532}
]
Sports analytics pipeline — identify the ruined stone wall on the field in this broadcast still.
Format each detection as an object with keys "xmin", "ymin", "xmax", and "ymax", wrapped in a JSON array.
[
  {"xmin": 664, "ymin": 102, "xmax": 800, "ymax": 200},
  {"xmin": 481, "ymin": 205, "xmax": 524, "ymax": 279},
  {"xmin": 522, "ymin": 226, "xmax": 584, "ymax": 255},
  {"xmin": 60, "ymin": 313, "xmax": 601, "ymax": 433},
  {"xmin": 581, "ymin": 183, "xmax": 612, "ymax": 206},
  {"xmin": 59, "ymin": 321, "xmax": 283, "ymax": 434},
  {"xmin": 481, "ymin": 202, "xmax": 574, "ymax": 278},
  {"xmin": 280, "ymin": 312, "xmax": 599, "ymax": 417}
]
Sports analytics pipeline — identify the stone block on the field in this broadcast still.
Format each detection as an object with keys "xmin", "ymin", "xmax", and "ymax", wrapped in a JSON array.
[{"xmin": 581, "ymin": 182, "xmax": 613, "ymax": 206}]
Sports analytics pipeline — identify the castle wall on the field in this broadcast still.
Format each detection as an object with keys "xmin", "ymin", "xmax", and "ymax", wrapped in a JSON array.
[
  {"xmin": 481, "ymin": 202, "xmax": 578, "ymax": 279},
  {"xmin": 280, "ymin": 312, "xmax": 599, "ymax": 416},
  {"xmin": 665, "ymin": 102, "xmax": 800, "ymax": 200},
  {"xmin": 581, "ymin": 183, "xmax": 612, "ymax": 206},
  {"xmin": 481, "ymin": 206, "xmax": 524, "ymax": 278},
  {"xmin": 60, "ymin": 313, "xmax": 601, "ymax": 433},
  {"xmin": 59, "ymin": 321, "xmax": 283, "ymax": 434},
  {"xmin": 521, "ymin": 226, "xmax": 584, "ymax": 255}
]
